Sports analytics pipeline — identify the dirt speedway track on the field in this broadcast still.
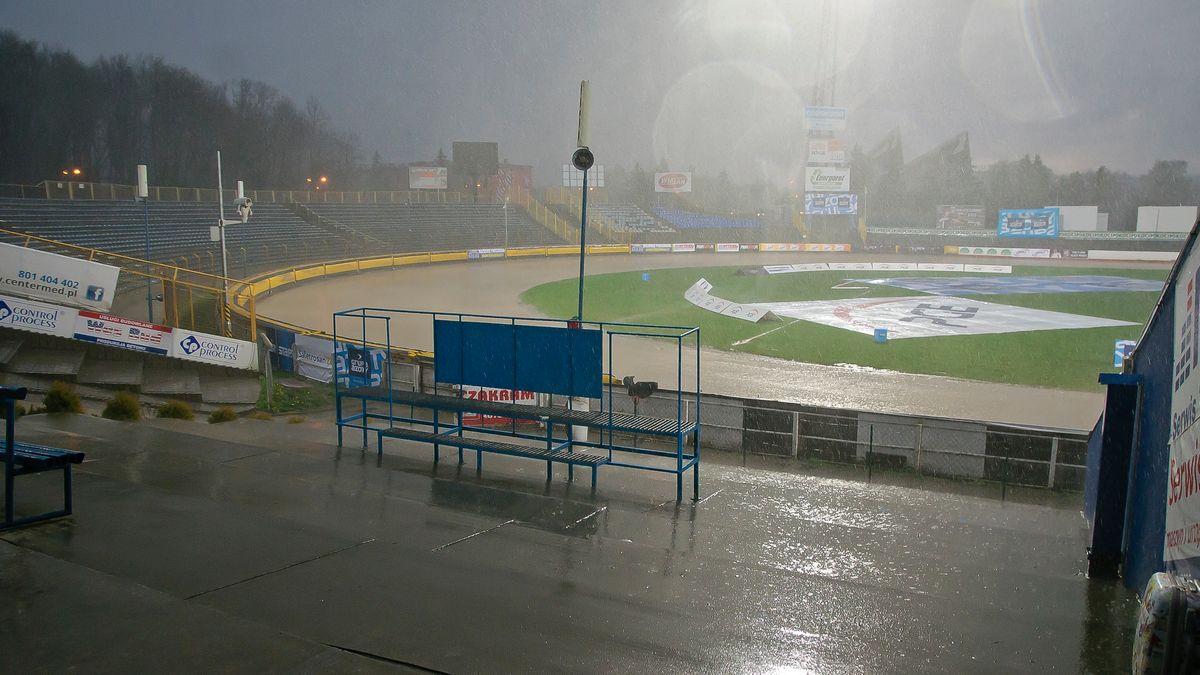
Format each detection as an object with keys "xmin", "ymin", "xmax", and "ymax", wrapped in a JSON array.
[{"xmin": 256, "ymin": 251, "xmax": 1167, "ymax": 430}]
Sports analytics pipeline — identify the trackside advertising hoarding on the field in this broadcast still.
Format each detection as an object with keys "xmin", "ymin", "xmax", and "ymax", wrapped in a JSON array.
[
  {"xmin": 0, "ymin": 293, "xmax": 77, "ymax": 338},
  {"xmin": 803, "ymin": 106, "xmax": 848, "ymax": 131},
  {"xmin": 805, "ymin": 193, "xmax": 858, "ymax": 215},
  {"xmin": 654, "ymin": 172, "xmax": 692, "ymax": 193},
  {"xmin": 408, "ymin": 166, "xmax": 447, "ymax": 190},
  {"xmin": 462, "ymin": 386, "xmax": 537, "ymax": 425},
  {"xmin": 74, "ymin": 310, "xmax": 171, "ymax": 355},
  {"xmin": 1167, "ymin": 236, "xmax": 1200, "ymax": 571},
  {"xmin": 173, "ymin": 329, "xmax": 258, "ymax": 370},
  {"xmin": 0, "ymin": 242, "xmax": 120, "ymax": 311},
  {"xmin": 804, "ymin": 167, "xmax": 850, "ymax": 192},
  {"xmin": 997, "ymin": 208, "xmax": 1060, "ymax": 238},
  {"xmin": 807, "ymin": 139, "xmax": 846, "ymax": 163}
]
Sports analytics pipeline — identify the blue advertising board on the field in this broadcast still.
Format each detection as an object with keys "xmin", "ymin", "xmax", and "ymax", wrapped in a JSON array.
[
  {"xmin": 998, "ymin": 208, "xmax": 1060, "ymax": 238},
  {"xmin": 335, "ymin": 341, "xmax": 386, "ymax": 388},
  {"xmin": 804, "ymin": 192, "xmax": 857, "ymax": 215}
]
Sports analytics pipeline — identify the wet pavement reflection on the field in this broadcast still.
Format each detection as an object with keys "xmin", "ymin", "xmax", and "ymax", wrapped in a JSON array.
[{"xmin": 0, "ymin": 413, "xmax": 1135, "ymax": 673}]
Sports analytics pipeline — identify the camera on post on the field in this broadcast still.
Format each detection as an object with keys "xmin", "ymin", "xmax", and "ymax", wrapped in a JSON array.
[
  {"xmin": 571, "ymin": 147, "xmax": 594, "ymax": 172},
  {"xmin": 233, "ymin": 196, "xmax": 253, "ymax": 223}
]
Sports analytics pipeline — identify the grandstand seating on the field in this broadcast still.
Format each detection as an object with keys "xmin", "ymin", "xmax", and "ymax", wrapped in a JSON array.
[
  {"xmin": 590, "ymin": 204, "xmax": 672, "ymax": 233},
  {"xmin": 0, "ymin": 198, "xmax": 344, "ymax": 273},
  {"xmin": 651, "ymin": 207, "xmax": 762, "ymax": 230},
  {"xmin": 306, "ymin": 203, "xmax": 562, "ymax": 252},
  {"xmin": 0, "ymin": 198, "xmax": 572, "ymax": 277}
]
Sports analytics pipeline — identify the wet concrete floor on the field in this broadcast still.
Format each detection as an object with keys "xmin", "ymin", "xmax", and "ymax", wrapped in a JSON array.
[
  {"xmin": 254, "ymin": 253, "xmax": 1158, "ymax": 429},
  {"xmin": 1, "ymin": 413, "xmax": 1136, "ymax": 673}
]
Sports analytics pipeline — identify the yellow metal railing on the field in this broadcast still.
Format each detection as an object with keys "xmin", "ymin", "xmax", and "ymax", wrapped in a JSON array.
[
  {"xmin": 0, "ymin": 227, "xmax": 257, "ymax": 339},
  {"xmin": 539, "ymin": 186, "xmax": 631, "ymax": 245},
  {"xmin": 228, "ymin": 244, "xmax": 628, "ymax": 359},
  {"xmin": 34, "ymin": 179, "xmax": 471, "ymax": 205}
]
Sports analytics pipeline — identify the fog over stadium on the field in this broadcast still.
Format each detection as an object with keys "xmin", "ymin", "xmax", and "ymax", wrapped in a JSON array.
[
  {"xmin": 3, "ymin": 2, "xmax": 1200, "ymax": 671},
  {"xmin": 5, "ymin": 0, "xmax": 1198, "ymax": 182}
]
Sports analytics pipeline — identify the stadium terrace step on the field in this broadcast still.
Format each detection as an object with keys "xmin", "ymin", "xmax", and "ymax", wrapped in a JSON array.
[
  {"xmin": 0, "ymin": 337, "xmax": 23, "ymax": 365},
  {"xmin": 6, "ymin": 349, "xmax": 87, "ymax": 377},
  {"xmin": 140, "ymin": 367, "xmax": 202, "ymax": 397},
  {"xmin": 76, "ymin": 358, "xmax": 144, "ymax": 387},
  {"xmin": 199, "ymin": 372, "xmax": 260, "ymax": 405}
]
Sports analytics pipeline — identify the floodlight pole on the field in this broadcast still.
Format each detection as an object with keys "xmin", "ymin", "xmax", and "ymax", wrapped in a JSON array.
[
  {"xmin": 216, "ymin": 150, "xmax": 231, "ymax": 336},
  {"xmin": 137, "ymin": 164, "xmax": 152, "ymax": 322},
  {"xmin": 576, "ymin": 168, "xmax": 589, "ymax": 321}
]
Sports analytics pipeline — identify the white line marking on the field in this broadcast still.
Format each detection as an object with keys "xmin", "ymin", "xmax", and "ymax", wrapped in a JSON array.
[{"xmin": 732, "ymin": 319, "xmax": 804, "ymax": 347}]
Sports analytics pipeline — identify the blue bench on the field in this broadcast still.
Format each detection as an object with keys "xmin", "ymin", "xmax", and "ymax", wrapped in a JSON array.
[
  {"xmin": 3, "ymin": 387, "xmax": 86, "ymax": 530},
  {"xmin": 332, "ymin": 311, "xmax": 702, "ymax": 500}
]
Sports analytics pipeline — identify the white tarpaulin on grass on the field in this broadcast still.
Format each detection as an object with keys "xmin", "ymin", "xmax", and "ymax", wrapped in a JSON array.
[
  {"xmin": 683, "ymin": 279, "xmax": 775, "ymax": 323},
  {"xmin": 685, "ymin": 278, "xmax": 1136, "ymax": 337},
  {"xmin": 747, "ymin": 295, "xmax": 1137, "ymax": 339}
]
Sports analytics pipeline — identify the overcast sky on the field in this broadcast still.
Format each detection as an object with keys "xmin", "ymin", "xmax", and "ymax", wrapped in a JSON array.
[{"xmin": 4, "ymin": 0, "xmax": 1198, "ymax": 185}]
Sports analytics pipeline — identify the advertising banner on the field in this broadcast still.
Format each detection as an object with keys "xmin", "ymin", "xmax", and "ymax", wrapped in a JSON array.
[
  {"xmin": 760, "ymin": 243, "xmax": 801, "ymax": 252},
  {"xmin": 468, "ymin": 248, "xmax": 506, "ymax": 260},
  {"xmin": 936, "ymin": 205, "xmax": 986, "ymax": 229},
  {"xmin": 0, "ymin": 293, "xmax": 77, "ymax": 338},
  {"xmin": 335, "ymin": 342, "xmax": 387, "ymax": 388},
  {"xmin": 716, "ymin": 243, "xmax": 740, "ymax": 253},
  {"xmin": 801, "ymin": 243, "xmax": 851, "ymax": 252},
  {"xmin": 294, "ymin": 334, "xmax": 334, "ymax": 383},
  {"xmin": 763, "ymin": 265, "xmax": 797, "ymax": 275},
  {"xmin": 462, "ymin": 386, "xmax": 537, "ymax": 425},
  {"xmin": 804, "ymin": 167, "xmax": 850, "ymax": 192},
  {"xmin": 828, "ymin": 262, "xmax": 874, "ymax": 271},
  {"xmin": 803, "ymin": 106, "xmax": 848, "ymax": 131},
  {"xmin": 998, "ymin": 208, "xmax": 1060, "ymax": 238},
  {"xmin": 807, "ymin": 138, "xmax": 846, "ymax": 163},
  {"xmin": 963, "ymin": 264, "xmax": 1013, "ymax": 273},
  {"xmin": 173, "ymin": 329, "xmax": 258, "ymax": 370},
  {"xmin": 916, "ymin": 263, "xmax": 965, "ymax": 272},
  {"xmin": 957, "ymin": 246, "xmax": 1051, "ymax": 259},
  {"xmin": 74, "ymin": 310, "xmax": 171, "ymax": 355},
  {"xmin": 871, "ymin": 262, "xmax": 918, "ymax": 271},
  {"xmin": 683, "ymin": 279, "xmax": 774, "ymax": 323},
  {"xmin": 805, "ymin": 193, "xmax": 858, "ymax": 215},
  {"xmin": 763, "ymin": 263, "xmax": 831, "ymax": 275},
  {"xmin": 274, "ymin": 329, "xmax": 296, "ymax": 372},
  {"xmin": 1168, "ymin": 244, "xmax": 1200, "ymax": 568},
  {"xmin": 0, "ymin": 242, "xmax": 120, "ymax": 311},
  {"xmin": 654, "ymin": 172, "xmax": 692, "ymax": 193},
  {"xmin": 408, "ymin": 166, "xmax": 447, "ymax": 190},
  {"xmin": 671, "ymin": 243, "xmax": 696, "ymax": 253},
  {"xmin": 631, "ymin": 243, "xmax": 672, "ymax": 254}
]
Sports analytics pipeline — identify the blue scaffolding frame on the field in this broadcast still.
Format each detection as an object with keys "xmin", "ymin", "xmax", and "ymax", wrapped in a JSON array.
[{"xmin": 332, "ymin": 308, "xmax": 701, "ymax": 500}]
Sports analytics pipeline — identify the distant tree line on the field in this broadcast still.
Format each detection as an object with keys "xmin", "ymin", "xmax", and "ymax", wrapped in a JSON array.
[
  {"xmin": 0, "ymin": 32, "xmax": 358, "ymax": 190},
  {"xmin": 848, "ymin": 133, "xmax": 1199, "ymax": 230},
  {"xmin": 602, "ymin": 142, "xmax": 1198, "ymax": 231}
]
